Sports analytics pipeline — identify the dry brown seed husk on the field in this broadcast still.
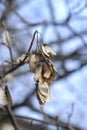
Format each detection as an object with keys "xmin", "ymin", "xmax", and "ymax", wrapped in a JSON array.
[
  {"xmin": 33, "ymin": 64, "xmax": 43, "ymax": 83},
  {"xmin": 41, "ymin": 62, "xmax": 55, "ymax": 84},
  {"xmin": 34, "ymin": 61, "xmax": 55, "ymax": 84},
  {"xmin": 36, "ymin": 82, "xmax": 50, "ymax": 105},
  {"xmin": 42, "ymin": 62, "xmax": 51, "ymax": 79},
  {"xmin": 2, "ymin": 29, "xmax": 10, "ymax": 47},
  {"xmin": 29, "ymin": 52, "xmax": 40, "ymax": 72}
]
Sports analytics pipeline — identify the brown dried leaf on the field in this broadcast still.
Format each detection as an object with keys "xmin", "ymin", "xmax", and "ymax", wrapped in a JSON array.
[
  {"xmin": 41, "ymin": 44, "xmax": 56, "ymax": 57},
  {"xmin": 42, "ymin": 62, "xmax": 55, "ymax": 84},
  {"xmin": 34, "ymin": 61, "xmax": 55, "ymax": 84},
  {"xmin": 29, "ymin": 53, "xmax": 40, "ymax": 72},
  {"xmin": 33, "ymin": 64, "xmax": 43, "ymax": 83},
  {"xmin": 2, "ymin": 28, "xmax": 10, "ymax": 47},
  {"xmin": 36, "ymin": 82, "xmax": 50, "ymax": 105},
  {"xmin": 47, "ymin": 63, "xmax": 56, "ymax": 83},
  {"xmin": 42, "ymin": 63, "xmax": 51, "ymax": 79}
]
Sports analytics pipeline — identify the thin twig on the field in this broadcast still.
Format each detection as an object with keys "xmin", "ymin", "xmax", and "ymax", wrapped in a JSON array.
[
  {"xmin": 68, "ymin": 103, "xmax": 74, "ymax": 124},
  {"xmin": 55, "ymin": 116, "xmax": 59, "ymax": 130},
  {"xmin": 8, "ymin": 46, "xmax": 14, "ymax": 68},
  {"xmin": 5, "ymin": 106, "xmax": 19, "ymax": 130},
  {"xmin": 0, "ymin": 62, "xmax": 24, "ymax": 80},
  {"xmin": 5, "ymin": 60, "xmax": 18, "ymax": 65},
  {"xmin": 0, "ymin": 0, "xmax": 13, "ymax": 22},
  {"xmin": 15, "ymin": 115, "xmax": 76, "ymax": 130},
  {"xmin": 23, "ymin": 30, "xmax": 38, "ymax": 62},
  {"xmin": 28, "ymin": 30, "xmax": 38, "ymax": 52}
]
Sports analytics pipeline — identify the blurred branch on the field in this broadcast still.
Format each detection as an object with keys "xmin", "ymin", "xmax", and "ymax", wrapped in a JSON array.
[
  {"xmin": 0, "ymin": 62, "xmax": 24, "ymax": 80},
  {"xmin": 16, "ymin": 115, "xmax": 80, "ymax": 130},
  {"xmin": 46, "ymin": 0, "xmax": 55, "ymax": 20},
  {"xmin": 16, "ymin": 115, "xmax": 66, "ymax": 128},
  {"xmin": 5, "ymin": 106, "xmax": 19, "ymax": 130},
  {"xmin": 67, "ymin": 24, "xmax": 86, "ymax": 45},
  {"xmin": 0, "ymin": 30, "xmax": 38, "ymax": 80},
  {"xmin": 13, "ymin": 10, "xmax": 71, "ymax": 27},
  {"xmin": 0, "ymin": 0, "xmax": 14, "ymax": 22},
  {"xmin": 66, "ymin": 0, "xmax": 86, "ymax": 16},
  {"xmin": 57, "ymin": 61, "xmax": 87, "ymax": 80},
  {"xmin": 0, "ymin": 112, "xmax": 81, "ymax": 130}
]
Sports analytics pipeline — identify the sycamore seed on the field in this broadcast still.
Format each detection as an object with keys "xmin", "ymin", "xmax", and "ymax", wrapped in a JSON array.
[
  {"xmin": 29, "ymin": 53, "xmax": 40, "ymax": 72},
  {"xmin": 36, "ymin": 82, "xmax": 50, "ymax": 105}
]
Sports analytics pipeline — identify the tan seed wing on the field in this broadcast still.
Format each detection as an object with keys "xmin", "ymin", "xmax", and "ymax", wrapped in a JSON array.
[
  {"xmin": 42, "ymin": 63, "xmax": 51, "ymax": 79},
  {"xmin": 34, "ymin": 65, "xmax": 43, "ymax": 82},
  {"xmin": 29, "ymin": 53, "xmax": 40, "ymax": 72},
  {"xmin": 38, "ymin": 82, "xmax": 50, "ymax": 101},
  {"xmin": 36, "ymin": 82, "xmax": 50, "ymax": 105},
  {"xmin": 2, "ymin": 29, "xmax": 10, "ymax": 47}
]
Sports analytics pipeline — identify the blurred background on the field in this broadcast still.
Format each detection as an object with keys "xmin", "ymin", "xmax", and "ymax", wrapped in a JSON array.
[{"xmin": 0, "ymin": 0, "xmax": 87, "ymax": 130}]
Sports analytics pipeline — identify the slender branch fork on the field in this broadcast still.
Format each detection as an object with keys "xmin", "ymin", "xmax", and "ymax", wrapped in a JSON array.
[
  {"xmin": 5, "ymin": 106, "xmax": 19, "ymax": 130},
  {"xmin": 23, "ymin": 30, "xmax": 38, "ymax": 62},
  {"xmin": 0, "ymin": 30, "xmax": 39, "ymax": 130},
  {"xmin": 0, "ymin": 112, "xmax": 77, "ymax": 130},
  {"xmin": 15, "ymin": 115, "xmax": 76, "ymax": 130},
  {"xmin": 0, "ymin": 30, "xmax": 38, "ymax": 80}
]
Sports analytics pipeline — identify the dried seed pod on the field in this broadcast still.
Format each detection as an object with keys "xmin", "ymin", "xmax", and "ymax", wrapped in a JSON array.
[
  {"xmin": 42, "ymin": 62, "xmax": 55, "ymax": 84},
  {"xmin": 33, "ymin": 64, "xmax": 43, "ymax": 83},
  {"xmin": 2, "ymin": 28, "xmax": 11, "ymax": 47},
  {"xmin": 41, "ymin": 44, "xmax": 56, "ymax": 57},
  {"xmin": 36, "ymin": 82, "xmax": 50, "ymax": 105},
  {"xmin": 29, "ymin": 52, "xmax": 40, "ymax": 72},
  {"xmin": 47, "ymin": 63, "xmax": 56, "ymax": 83},
  {"xmin": 34, "ymin": 61, "xmax": 55, "ymax": 84},
  {"xmin": 16, "ymin": 54, "xmax": 30, "ymax": 63},
  {"xmin": 42, "ymin": 63, "xmax": 51, "ymax": 79},
  {"xmin": 0, "ymin": 87, "xmax": 8, "ymax": 106}
]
